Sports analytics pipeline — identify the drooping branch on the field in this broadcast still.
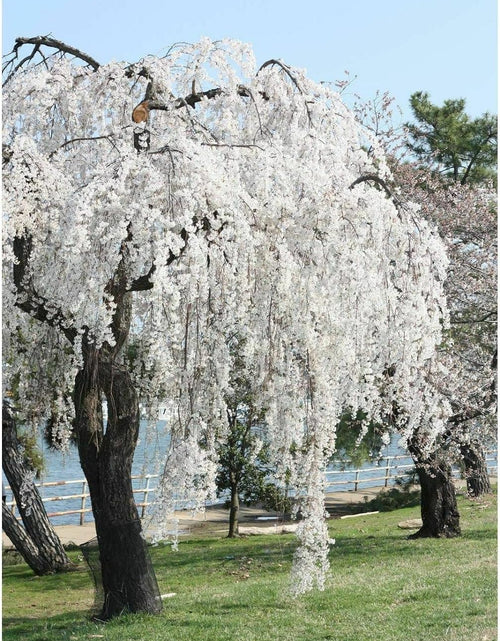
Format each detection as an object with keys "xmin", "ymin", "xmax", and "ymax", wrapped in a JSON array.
[
  {"xmin": 13, "ymin": 234, "xmax": 77, "ymax": 344},
  {"xmin": 258, "ymin": 59, "xmax": 311, "ymax": 122},
  {"xmin": 349, "ymin": 174, "xmax": 394, "ymax": 199},
  {"xmin": 349, "ymin": 173, "xmax": 405, "ymax": 215},
  {"xmin": 258, "ymin": 59, "xmax": 303, "ymax": 92},
  {"xmin": 3, "ymin": 35, "xmax": 100, "ymax": 86},
  {"xmin": 50, "ymin": 135, "xmax": 120, "ymax": 158},
  {"xmin": 15, "ymin": 36, "xmax": 100, "ymax": 69}
]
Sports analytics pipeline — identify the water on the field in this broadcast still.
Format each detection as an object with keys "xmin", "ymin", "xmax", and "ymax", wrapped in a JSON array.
[
  {"xmin": 4, "ymin": 419, "xmax": 172, "ymax": 526},
  {"xmin": 6, "ymin": 424, "xmax": 496, "ymax": 527}
]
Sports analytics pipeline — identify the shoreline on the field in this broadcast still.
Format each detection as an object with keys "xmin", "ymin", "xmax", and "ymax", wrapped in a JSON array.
[
  {"xmin": 3, "ymin": 478, "xmax": 489, "ymax": 549},
  {"xmin": 2, "ymin": 485, "xmax": 393, "ymax": 548}
]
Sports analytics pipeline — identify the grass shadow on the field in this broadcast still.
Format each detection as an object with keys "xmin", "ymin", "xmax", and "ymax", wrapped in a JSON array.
[{"xmin": 2, "ymin": 610, "xmax": 96, "ymax": 641}]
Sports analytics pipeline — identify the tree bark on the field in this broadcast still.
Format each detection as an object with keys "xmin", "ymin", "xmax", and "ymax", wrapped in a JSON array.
[
  {"xmin": 408, "ymin": 445, "xmax": 461, "ymax": 539},
  {"xmin": 11, "ymin": 219, "xmax": 166, "ymax": 617},
  {"xmin": 460, "ymin": 443, "xmax": 492, "ymax": 497},
  {"xmin": 2, "ymin": 502, "xmax": 58, "ymax": 575},
  {"xmin": 228, "ymin": 481, "xmax": 239, "ymax": 538},
  {"xmin": 74, "ymin": 347, "xmax": 162, "ymax": 620},
  {"xmin": 2, "ymin": 404, "xmax": 73, "ymax": 574}
]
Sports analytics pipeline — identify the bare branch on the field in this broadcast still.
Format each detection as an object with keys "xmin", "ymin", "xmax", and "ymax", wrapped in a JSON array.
[
  {"xmin": 8, "ymin": 35, "xmax": 98, "ymax": 66},
  {"xmin": 176, "ymin": 87, "xmax": 224, "ymax": 109},
  {"xmin": 147, "ymin": 145, "xmax": 183, "ymax": 157},
  {"xmin": 133, "ymin": 83, "xmax": 267, "ymax": 123}
]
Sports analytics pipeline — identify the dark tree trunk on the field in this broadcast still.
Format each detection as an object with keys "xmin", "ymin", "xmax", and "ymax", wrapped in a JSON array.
[
  {"xmin": 2, "ymin": 502, "xmax": 58, "ymax": 575},
  {"xmin": 12, "ymin": 225, "xmax": 165, "ymax": 619},
  {"xmin": 408, "ymin": 445, "xmax": 461, "ymax": 539},
  {"xmin": 2, "ymin": 404, "xmax": 73, "ymax": 574},
  {"xmin": 228, "ymin": 481, "xmax": 239, "ymax": 538},
  {"xmin": 460, "ymin": 443, "xmax": 491, "ymax": 498},
  {"xmin": 74, "ymin": 345, "xmax": 162, "ymax": 620}
]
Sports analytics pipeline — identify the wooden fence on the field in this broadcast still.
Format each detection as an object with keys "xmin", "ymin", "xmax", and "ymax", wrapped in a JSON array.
[
  {"xmin": 5, "ymin": 474, "xmax": 158, "ymax": 525},
  {"xmin": 5, "ymin": 452, "xmax": 497, "ymax": 526}
]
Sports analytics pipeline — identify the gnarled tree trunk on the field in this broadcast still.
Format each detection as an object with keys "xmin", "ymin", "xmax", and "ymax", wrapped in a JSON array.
[
  {"xmin": 460, "ymin": 443, "xmax": 492, "ymax": 498},
  {"xmin": 408, "ymin": 443, "xmax": 461, "ymax": 539},
  {"xmin": 12, "ymin": 222, "xmax": 164, "ymax": 619},
  {"xmin": 74, "ymin": 342, "xmax": 162, "ymax": 619},
  {"xmin": 2, "ymin": 403, "xmax": 73, "ymax": 574}
]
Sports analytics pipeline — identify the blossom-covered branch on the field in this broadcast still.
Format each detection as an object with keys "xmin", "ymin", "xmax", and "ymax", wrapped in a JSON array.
[{"xmin": 12, "ymin": 234, "xmax": 77, "ymax": 344}]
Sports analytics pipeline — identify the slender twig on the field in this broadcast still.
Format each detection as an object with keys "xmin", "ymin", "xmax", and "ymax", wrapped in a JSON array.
[{"xmin": 49, "ymin": 135, "xmax": 119, "ymax": 158}]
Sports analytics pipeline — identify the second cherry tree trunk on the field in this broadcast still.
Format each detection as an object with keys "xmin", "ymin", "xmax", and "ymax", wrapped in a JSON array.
[
  {"xmin": 2, "ymin": 403, "xmax": 73, "ymax": 574},
  {"xmin": 460, "ymin": 443, "xmax": 492, "ymax": 498},
  {"xmin": 408, "ymin": 443, "xmax": 461, "ymax": 539}
]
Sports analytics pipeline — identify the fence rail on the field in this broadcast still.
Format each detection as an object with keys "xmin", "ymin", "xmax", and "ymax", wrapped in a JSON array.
[
  {"xmin": 5, "ymin": 474, "xmax": 159, "ymax": 525},
  {"xmin": 5, "ymin": 453, "xmax": 497, "ymax": 526}
]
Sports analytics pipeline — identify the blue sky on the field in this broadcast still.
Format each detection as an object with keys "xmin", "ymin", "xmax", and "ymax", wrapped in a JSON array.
[{"xmin": 2, "ymin": 0, "xmax": 497, "ymax": 122}]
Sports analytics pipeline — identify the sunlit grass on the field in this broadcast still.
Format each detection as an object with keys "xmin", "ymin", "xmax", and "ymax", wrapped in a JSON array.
[{"xmin": 2, "ymin": 490, "xmax": 496, "ymax": 641}]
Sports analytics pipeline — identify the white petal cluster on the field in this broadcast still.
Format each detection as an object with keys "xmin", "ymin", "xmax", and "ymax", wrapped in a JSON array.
[
  {"xmin": 2, "ymin": 39, "xmax": 450, "ymax": 592},
  {"xmin": 146, "ymin": 432, "xmax": 218, "ymax": 549}
]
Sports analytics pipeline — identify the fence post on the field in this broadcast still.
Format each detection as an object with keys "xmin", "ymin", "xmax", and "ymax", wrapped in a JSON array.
[
  {"xmin": 384, "ymin": 457, "xmax": 391, "ymax": 487},
  {"xmin": 141, "ymin": 475, "xmax": 151, "ymax": 519},
  {"xmin": 354, "ymin": 469, "xmax": 360, "ymax": 492},
  {"xmin": 80, "ymin": 480, "xmax": 87, "ymax": 525}
]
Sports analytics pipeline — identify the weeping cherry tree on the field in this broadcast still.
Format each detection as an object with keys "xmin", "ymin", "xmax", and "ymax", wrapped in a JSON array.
[{"xmin": 3, "ymin": 36, "xmax": 450, "ymax": 617}]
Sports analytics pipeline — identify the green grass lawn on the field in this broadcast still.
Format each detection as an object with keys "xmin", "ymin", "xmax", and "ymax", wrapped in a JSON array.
[{"xmin": 2, "ymin": 491, "xmax": 497, "ymax": 641}]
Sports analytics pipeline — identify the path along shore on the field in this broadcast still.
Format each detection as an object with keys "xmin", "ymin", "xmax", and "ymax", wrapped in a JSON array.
[
  {"xmin": 4, "ymin": 479, "xmax": 481, "ymax": 548},
  {"xmin": 2, "ymin": 486, "xmax": 391, "ymax": 548}
]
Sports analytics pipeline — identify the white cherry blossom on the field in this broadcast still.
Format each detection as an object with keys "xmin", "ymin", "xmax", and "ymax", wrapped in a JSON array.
[{"xmin": 3, "ymin": 38, "xmax": 450, "ymax": 594}]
